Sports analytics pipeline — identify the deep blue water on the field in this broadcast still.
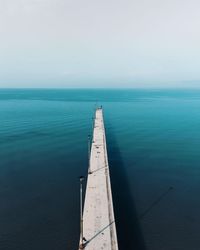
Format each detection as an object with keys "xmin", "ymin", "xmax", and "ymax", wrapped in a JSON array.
[{"xmin": 0, "ymin": 89, "xmax": 200, "ymax": 250}]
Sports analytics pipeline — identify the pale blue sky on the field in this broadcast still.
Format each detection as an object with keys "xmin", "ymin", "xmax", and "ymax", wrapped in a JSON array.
[{"xmin": 0, "ymin": 0, "xmax": 200, "ymax": 88}]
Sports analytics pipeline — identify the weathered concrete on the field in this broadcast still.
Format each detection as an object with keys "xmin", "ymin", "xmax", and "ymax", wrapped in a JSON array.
[{"xmin": 79, "ymin": 108, "xmax": 118, "ymax": 250}]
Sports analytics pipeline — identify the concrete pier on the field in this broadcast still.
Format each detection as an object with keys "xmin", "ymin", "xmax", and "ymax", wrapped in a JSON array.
[{"xmin": 79, "ymin": 107, "xmax": 118, "ymax": 250}]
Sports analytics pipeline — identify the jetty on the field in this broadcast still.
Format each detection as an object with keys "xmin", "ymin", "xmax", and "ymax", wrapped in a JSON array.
[{"xmin": 79, "ymin": 107, "xmax": 118, "ymax": 250}]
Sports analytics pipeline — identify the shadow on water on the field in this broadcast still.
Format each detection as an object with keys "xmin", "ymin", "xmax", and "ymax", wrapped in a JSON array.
[{"xmin": 107, "ymin": 130, "xmax": 146, "ymax": 250}]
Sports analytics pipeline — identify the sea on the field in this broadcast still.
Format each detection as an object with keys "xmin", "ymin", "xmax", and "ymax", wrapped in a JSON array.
[{"xmin": 0, "ymin": 88, "xmax": 200, "ymax": 250}]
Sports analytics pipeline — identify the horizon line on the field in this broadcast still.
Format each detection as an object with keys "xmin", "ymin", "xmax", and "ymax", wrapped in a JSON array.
[{"xmin": 0, "ymin": 86, "xmax": 200, "ymax": 90}]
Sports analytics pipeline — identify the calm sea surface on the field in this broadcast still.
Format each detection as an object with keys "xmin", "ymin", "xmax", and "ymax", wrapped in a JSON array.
[{"xmin": 0, "ymin": 89, "xmax": 200, "ymax": 250}]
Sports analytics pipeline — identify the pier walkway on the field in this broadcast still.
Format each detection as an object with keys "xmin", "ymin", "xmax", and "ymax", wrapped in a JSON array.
[{"xmin": 79, "ymin": 108, "xmax": 118, "ymax": 250}]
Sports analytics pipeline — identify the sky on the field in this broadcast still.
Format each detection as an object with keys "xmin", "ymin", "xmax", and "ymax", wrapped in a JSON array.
[{"xmin": 0, "ymin": 0, "xmax": 200, "ymax": 88}]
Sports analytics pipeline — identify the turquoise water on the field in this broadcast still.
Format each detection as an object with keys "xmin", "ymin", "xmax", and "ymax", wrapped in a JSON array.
[{"xmin": 0, "ymin": 89, "xmax": 200, "ymax": 250}]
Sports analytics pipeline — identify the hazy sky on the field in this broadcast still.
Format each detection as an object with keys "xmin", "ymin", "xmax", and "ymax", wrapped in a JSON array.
[{"xmin": 0, "ymin": 0, "xmax": 200, "ymax": 88}]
